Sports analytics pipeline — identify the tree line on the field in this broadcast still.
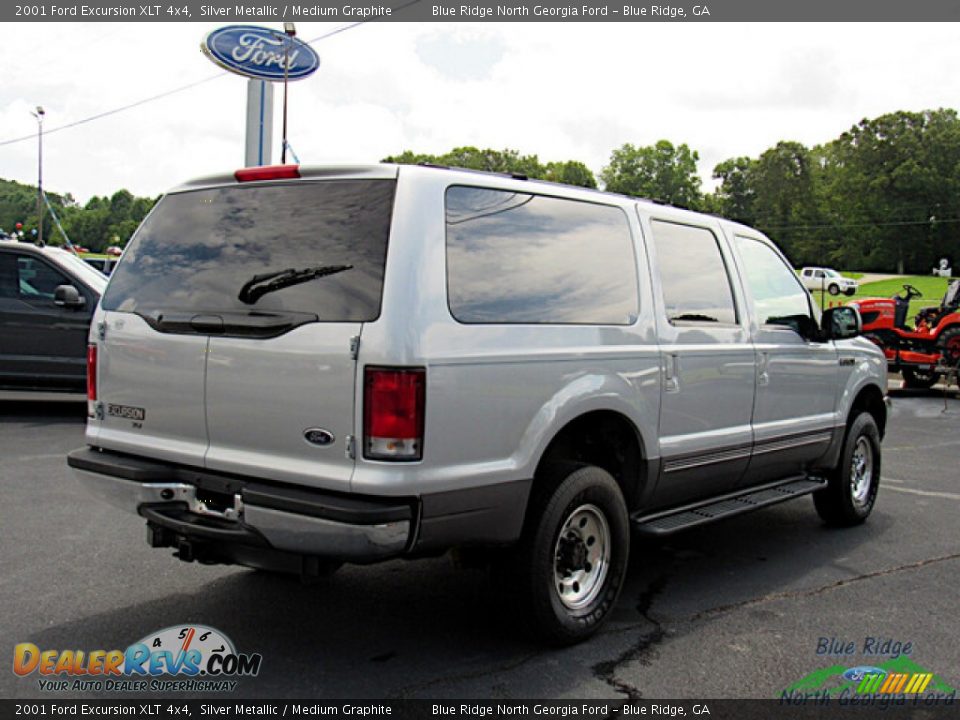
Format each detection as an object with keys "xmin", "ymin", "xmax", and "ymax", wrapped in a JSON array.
[
  {"xmin": 3, "ymin": 107, "xmax": 957, "ymax": 273},
  {"xmin": 387, "ymin": 109, "xmax": 960, "ymax": 274},
  {"xmin": 0, "ymin": 179, "xmax": 156, "ymax": 254}
]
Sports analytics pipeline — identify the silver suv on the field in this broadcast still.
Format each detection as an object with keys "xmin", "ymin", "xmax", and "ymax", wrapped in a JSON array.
[{"xmin": 69, "ymin": 164, "xmax": 888, "ymax": 643}]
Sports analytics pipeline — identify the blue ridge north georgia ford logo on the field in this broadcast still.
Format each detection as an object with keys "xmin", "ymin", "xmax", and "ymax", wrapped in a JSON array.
[{"xmin": 201, "ymin": 25, "xmax": 320, "ymax": 81}]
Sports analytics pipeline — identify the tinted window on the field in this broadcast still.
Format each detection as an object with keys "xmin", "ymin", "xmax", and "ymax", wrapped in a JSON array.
[
  {"xmin": 102, "ymin": 180, "xmax": 395, "ymax": 321},
  {"xmin": 735, "ymin": 235, "xmax": 812, "ymax": 327},
  {"xmin": 650, "ymin": 221, "xmax": 737, "ymax": 324},
  {"xmin": 445, "ymin": 187, "xmax": 638, "ymax": 324},
  {"xmin": 0, "ymin": 254, "xmax": 17, "ymax": 298},
  {"xmin": 0, "ymin": 254, "xmax": 69, "ymax": 301}
]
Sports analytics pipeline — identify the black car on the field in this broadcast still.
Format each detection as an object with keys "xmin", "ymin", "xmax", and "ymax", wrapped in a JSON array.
[{"xmin": 0, "ymin": 242, "xmax": 108, "ymax": 391}]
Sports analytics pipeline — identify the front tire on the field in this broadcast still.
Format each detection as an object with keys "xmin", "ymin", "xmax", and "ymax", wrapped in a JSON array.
[
  {"xmin": 828, "ymin": 283, "xmax": 841, "ymax": 296},
  {"xmin": 513, "ymin": 464, "xmax": 630, "ymax": 645},
  {"xmin": 814, "ymin": 413, "xmax": 881, "ymax": 526}
]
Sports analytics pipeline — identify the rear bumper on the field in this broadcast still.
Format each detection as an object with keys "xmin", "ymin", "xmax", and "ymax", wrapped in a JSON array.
[{"xmin": 69, "ymin": 447, "xmax": 413, "ymax": 563}]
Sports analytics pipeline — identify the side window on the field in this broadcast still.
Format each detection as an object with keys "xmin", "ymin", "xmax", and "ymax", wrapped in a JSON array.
[
  {"xmin": 734, "ymin": 235, "xmax": 813, "ymax": 330},
  {"xmin": 0, "ymin": 254, "xmax": 18, "ymax": 299},
  {"xmin": 649, "ymin": 220, "xmax": 738, "ymax": 325},
  {"xmin": 814, "ymin": 270, "xmax": 824, "ymax": 279},
  {"xmin": 445, "ymin": 187, "xmax": 639, "ymax": 325},
  {"xmin": 16, "ymin": 257, "xmax": 69, "ymax": 300}
]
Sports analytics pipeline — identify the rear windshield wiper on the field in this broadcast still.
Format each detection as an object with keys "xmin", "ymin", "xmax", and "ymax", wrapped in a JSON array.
[{"xmin": 238, "ymin": 265, "xmax": 353, "ymax": 305}]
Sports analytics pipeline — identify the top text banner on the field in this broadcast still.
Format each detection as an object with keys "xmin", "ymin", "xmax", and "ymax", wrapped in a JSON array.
[{"xmin": 6, "ymin": 0, "xmax": 960, "ymax": 21}]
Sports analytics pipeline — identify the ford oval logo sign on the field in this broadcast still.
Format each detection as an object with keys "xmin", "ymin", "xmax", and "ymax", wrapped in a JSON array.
[{"xmin": 202, "ymin": 25, "xmax": 320, "ymax": 81}]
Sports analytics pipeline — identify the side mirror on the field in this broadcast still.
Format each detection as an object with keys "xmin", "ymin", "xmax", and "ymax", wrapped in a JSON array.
[
  {"xmin": 54, "ymin": 284, "xmax": 86, "ymax": 309},
  {"xmin": 822, "ymin": 305, "xmax": 861, "ymax": 341}
]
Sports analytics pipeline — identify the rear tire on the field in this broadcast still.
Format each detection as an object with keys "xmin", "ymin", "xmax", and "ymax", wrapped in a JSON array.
[
  {"xmin": 814, "ymin": 413, "xmax": 881, "ymax": 527},
  {"xmin": 511, "ymin": 464, "xmax": 630, "ymax": 645},
  {"xmin": 901, "ymin": 368, "xmax": 940, "ymax": 390}
]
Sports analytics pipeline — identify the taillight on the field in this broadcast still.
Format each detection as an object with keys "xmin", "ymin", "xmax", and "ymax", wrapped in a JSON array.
[
  {"xmin": 234, "ymin": 165, "xmax": 300, "ymax": 182},
  {"xmin": 363, "ymin": 367, "xmax": 425, "ymax": 461},
  {"xmin": 86, "ymin": 344, "xmax": 97, "ymax": 417}
]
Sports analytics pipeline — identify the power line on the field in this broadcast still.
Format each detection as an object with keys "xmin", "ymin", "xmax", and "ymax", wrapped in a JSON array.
[
  {"xmin": 765, "ymin": 217, "xmax": 960, "ymax": 232},
  {"xmin": 0, "ymin": 20, "xmax": 372, "ymax": 149},
  {"xmin": 0, "ymin": 74, "xmax": 223, "ymax": 147},
  {"xmin": 747, "ymin": 200, "xmax": 946, "ymax": 226}
]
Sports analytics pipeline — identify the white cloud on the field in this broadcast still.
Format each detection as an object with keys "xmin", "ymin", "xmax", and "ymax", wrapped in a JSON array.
[{"xmin": 1, "ymin": 22, "xmax": 959, "ymax": 203}]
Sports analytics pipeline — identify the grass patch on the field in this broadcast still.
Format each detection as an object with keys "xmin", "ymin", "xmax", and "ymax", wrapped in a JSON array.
[{"xmin": 812, "ymin": 275, "xmax": 955, "ymax": 320}]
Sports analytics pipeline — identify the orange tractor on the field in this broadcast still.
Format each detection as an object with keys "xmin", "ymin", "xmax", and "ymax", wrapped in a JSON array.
[{"xmin": 851, "ymin": 280, "xmax": 960, "ymax": 389}]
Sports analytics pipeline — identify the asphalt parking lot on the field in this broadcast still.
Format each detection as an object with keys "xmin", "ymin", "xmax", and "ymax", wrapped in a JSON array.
[{"xmin": 2, "ymin": 386, "xmax": 958, "ymax": 700}]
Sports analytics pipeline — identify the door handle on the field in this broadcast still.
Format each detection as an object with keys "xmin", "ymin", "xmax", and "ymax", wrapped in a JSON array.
[
  {"xmin": 664, "ymin": 353, "xmax": 680, "ymax": 393},
  {"xmin": 758, "ymin": 351, "xmax": 770, "ymax": 386}
]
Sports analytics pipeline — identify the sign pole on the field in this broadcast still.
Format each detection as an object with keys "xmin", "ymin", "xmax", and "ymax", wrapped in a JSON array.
[
  {"xmin": 202, "ymin": 25, "xmax": 318, "ymax": 167},
  {"xmin": 244, "ymin": 79, "xmax": 274, "ymax": 168},
  {"xmin": 281, "ymin": 23, "xmax": 297, "ymax": 165},
  {"xmin": 31, "ymin": 106, "xmax": 45, "ymax": 246}
]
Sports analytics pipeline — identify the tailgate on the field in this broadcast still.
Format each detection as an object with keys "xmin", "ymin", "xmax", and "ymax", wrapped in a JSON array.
[
  {"xmin": 204, "ymin": 323, "xmax": 360, "ymax": 491},
  {"xmin": 95, "ymin": 174, "xmax": 396, "ymax": 488}
]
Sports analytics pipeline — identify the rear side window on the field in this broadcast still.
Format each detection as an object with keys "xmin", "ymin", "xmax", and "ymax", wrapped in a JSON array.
[
  {"xmin": 102, "ymin": 180, "xmax": 395, "ymax": 321},
  {"xmin": 445, "ymin": 187, "xmax": 639, "ymax": 325},
  {"xmin": 650, "ymin": 220, "xmax": 738, "ymax": 325}
]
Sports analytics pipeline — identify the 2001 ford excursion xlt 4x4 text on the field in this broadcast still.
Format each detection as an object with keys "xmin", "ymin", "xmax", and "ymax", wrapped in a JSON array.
[{"xmin": 69, "ymin": 164, "xmax": 888, "ymax": 643}]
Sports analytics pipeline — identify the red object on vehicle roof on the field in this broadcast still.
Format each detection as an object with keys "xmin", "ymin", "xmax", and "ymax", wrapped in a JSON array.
[{"xmin": 234, "ymin": 165, "xmax": 300, "ymax": 182}]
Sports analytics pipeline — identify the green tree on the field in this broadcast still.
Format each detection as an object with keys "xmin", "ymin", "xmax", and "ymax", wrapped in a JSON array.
[
  {"xmin": 819, "ymin": 109, "xmax": 960, "ymax": 273},
  {"xmin": 381, "ymin": 150, "xmax": 437, "ymax": 166},
  {"xmin": 600, "ymin": 140, "xmax": 703, "ymax": 208},
  {"xmin": 747, "ymin": 141, "xmax": 823, "ymax": 260},
  {"xmin": 384, "ymin": 146, "xmax": 543, "ymax": 175},
  {"xmin": 27, "ymin": 186, "xmax": 159, "ymax": 252},
  {"xmin": 711, "ymin": 156, "xmax": 756, "ymax": 223},
  {"xmin": 383, "ymin": 147, "xmax": 597, "ymax": 188},
  {"xmin": 0, "ymin": 178, "xmax": 70, "ymax": 241},
  {"xmin": 543, "ymin": 160, "xmax": 597, "ymax": 189}
]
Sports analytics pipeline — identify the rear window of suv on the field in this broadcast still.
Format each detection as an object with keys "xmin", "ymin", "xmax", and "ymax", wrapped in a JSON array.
[{"xmin": 101, "ymin": 180, "xmax": 395, "ymax": 322}]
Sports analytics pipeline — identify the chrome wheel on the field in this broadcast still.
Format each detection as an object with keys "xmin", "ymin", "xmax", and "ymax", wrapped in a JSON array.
[
  {"xmin": 850, "ymin": 436, "xmax": 874, "ymax": 507},
  {"xmin": 553, "ymin": 503, "xmax": 610, "ymax": 610}
]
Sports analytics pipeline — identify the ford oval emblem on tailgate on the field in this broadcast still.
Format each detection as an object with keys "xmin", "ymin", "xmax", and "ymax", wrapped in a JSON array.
[{"xmin": 303, "ymin": 428, "xmax": 335, "ymax": 447}]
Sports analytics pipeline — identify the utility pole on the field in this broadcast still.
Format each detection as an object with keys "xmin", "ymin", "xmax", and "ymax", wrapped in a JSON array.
[{"xmin": 31, "ymin": 106, "xmax": 45, "ymax": 246}]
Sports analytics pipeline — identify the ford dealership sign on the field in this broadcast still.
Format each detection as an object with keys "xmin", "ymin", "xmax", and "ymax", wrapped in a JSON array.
[{"xmin": 201, "ymin": 26, "xmax": 320, "ymax": 81}]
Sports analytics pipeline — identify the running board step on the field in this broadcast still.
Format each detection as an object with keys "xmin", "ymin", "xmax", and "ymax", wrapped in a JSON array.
[{"xmin": 632, "ymin": 476, "xmax": 827, "ymax": 536}]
